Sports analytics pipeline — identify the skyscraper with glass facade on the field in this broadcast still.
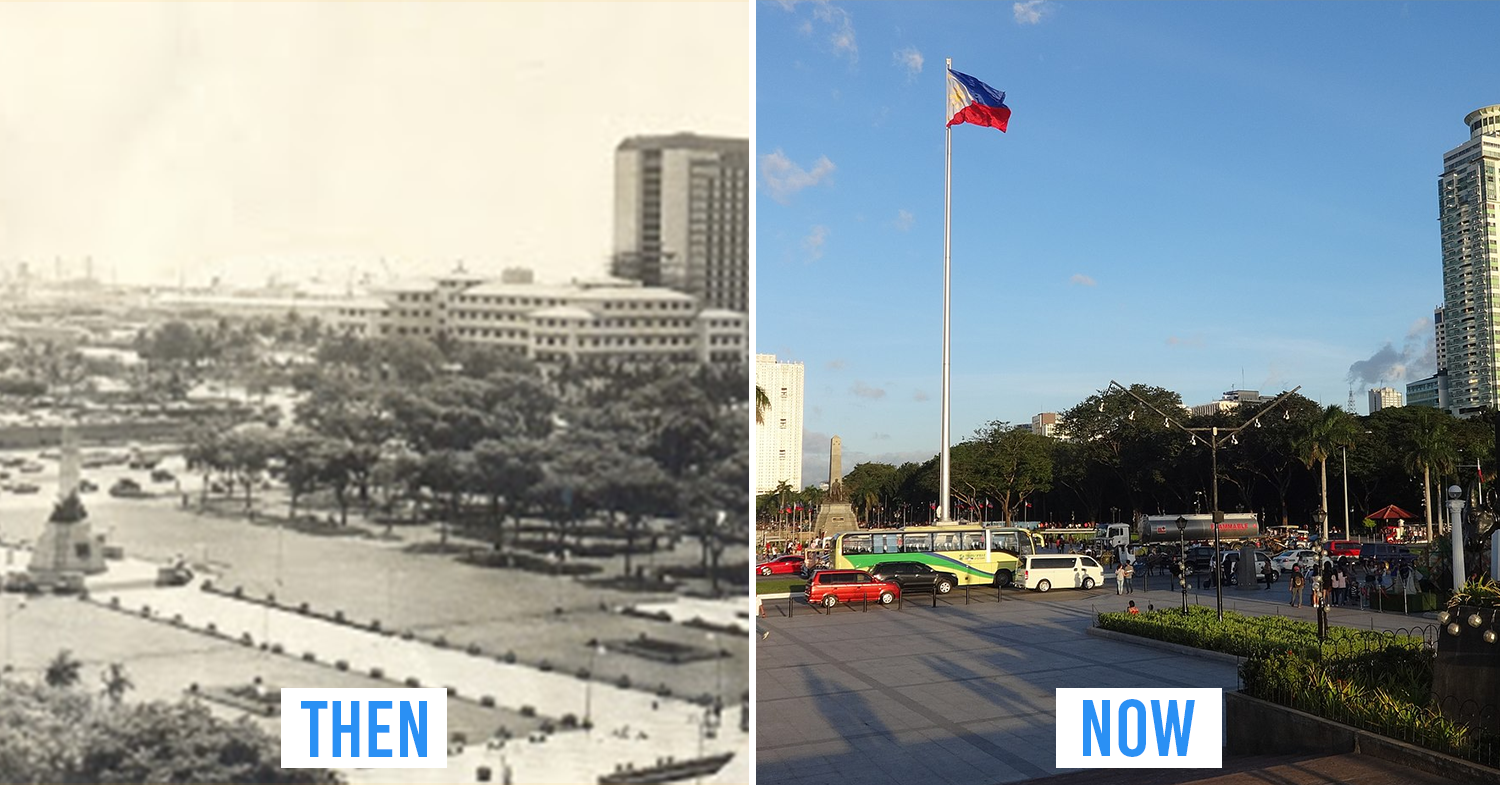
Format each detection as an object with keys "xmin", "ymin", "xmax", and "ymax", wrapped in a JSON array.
[{"xmin": 1439, "ymin": 105, "xmax": 1500, "ymax": 414}]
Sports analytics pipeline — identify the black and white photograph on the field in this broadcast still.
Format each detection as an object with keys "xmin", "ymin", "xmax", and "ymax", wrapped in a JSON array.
[{"xmin": 0, "ymin": 3, "xmax": 749, "ymax": 783}]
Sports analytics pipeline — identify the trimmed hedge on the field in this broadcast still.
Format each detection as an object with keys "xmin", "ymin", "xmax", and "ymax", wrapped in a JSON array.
[{"xmin": 1096, "ymin": 606, "xmax": 1424, "ymax": 659}]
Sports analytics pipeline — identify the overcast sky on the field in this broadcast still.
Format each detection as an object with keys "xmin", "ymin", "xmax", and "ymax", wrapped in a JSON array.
[{"xmin": 0, "ymin": 2, "xmax": 748, "ymax": 288}]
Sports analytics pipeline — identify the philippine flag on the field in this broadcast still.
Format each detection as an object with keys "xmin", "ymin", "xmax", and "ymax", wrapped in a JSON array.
[{"xmin": 946, "ymin": 69, "xmax": 1010, "ymax": 132}]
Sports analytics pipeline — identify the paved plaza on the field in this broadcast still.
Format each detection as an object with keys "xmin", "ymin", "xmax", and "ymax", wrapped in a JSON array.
[
  {"xmin": 756, "ymin": 578, "xmax": 1444, "ymax": 785},
  {"xmin": 0, "ymin": 449, "xmax": 749, "ymax": 784}
]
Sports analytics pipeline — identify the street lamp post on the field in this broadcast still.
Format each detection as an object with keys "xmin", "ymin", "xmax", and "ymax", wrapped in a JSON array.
[
  {"xmin": 1448, "ymin": 485, "xmax": 1467, "ymax": 591},
  {"xmin": 1313, "ymin": 508, "xmax": 1327, "ymax": 572},
  {"xmin": 1176, "ymin": 516, "xmax": 1188, "ymax": 615},
  {"xmin": 1107, "ymin": 380, "xmax": 1302, "ymax": 621}
]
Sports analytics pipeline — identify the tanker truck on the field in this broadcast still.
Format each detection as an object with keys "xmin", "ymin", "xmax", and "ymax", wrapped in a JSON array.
[{"xmin": 1098, "ymin": 513, "xmax": 1263, "ymax": 554}]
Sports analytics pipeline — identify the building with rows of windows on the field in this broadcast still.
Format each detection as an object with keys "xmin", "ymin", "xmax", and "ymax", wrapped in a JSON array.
[
  {"xmin": 344, "ymin": 266, "xmax": 744, "ymax": 366},
  {"xmin": 1434, "ymin": 105, "xmax": 1500, "ymax": 415}
]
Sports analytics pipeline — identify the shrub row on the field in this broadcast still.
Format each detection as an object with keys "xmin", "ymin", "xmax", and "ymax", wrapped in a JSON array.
[{"xmin": 1096, "ymin": 606, "xmax": 1424, "ymax": 659}]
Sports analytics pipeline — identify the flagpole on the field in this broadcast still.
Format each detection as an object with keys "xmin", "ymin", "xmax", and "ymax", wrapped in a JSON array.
[{"xmin": 939, "ymin": 57, "xmax": 953, "ymax": 523}]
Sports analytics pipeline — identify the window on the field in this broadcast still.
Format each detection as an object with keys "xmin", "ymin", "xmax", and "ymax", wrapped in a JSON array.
[{"xmin": 933, "ymin": 532, "xmax": 961, "ymax": 552}]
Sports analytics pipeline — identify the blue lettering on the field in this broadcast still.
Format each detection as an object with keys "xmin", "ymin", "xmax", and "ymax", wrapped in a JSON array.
[
  {"xmin": 1118, "ymin": 699, "xmax": 1146, "ymax": 757},
  {"xmin": 400, "ymin": 700, "xmax": 428, "ymax": 757},
  {"xmin": 300, "ymin": 701, "xmax": 327, "ymax": 757},
  {"xmin": 369, "ymin": 700, "xmax": 393, "ymax": 758},
  {"xmin": 1082, "ymin": 700, "xmax": 1109, "ymax": 756},
  {"xmin": 1152, "ymin": 699, "xmax": 1195, "ymax": 756},
  {"xmin": 333, "ymin": 701, "xmax": 360, "ymax": 757}
]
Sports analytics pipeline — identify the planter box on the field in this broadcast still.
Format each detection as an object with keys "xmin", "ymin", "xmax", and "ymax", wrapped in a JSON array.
[{"xmin": 1434, "ymin": 605, "xmax": 1500, "ymax": 733}]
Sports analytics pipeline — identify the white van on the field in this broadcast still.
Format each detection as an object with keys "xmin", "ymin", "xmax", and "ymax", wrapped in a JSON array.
[{"xmin": 1019, "ymin": 554, "xmax": 1104, "ymax": 592}]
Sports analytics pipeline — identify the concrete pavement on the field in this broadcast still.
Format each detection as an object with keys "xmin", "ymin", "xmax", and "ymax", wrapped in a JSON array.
[{"xmin": 756, "ymin": 579, "xmax": 1446, "ymax": 785}]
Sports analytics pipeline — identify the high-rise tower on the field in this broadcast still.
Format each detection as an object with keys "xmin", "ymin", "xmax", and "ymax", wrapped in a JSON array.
[
  {"xmin": 755, "ymin": 354, "xmax": 804, "ymax": 495},
  {"xmin": 613, "ymin": 134, "xmax": 749, "ymax": 313},
  {"xmin": 1438, "ymin": 105, "xmax": 1500, "ymax": 414}
]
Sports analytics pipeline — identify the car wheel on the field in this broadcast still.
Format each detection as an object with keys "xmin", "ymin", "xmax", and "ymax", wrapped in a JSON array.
[
  {"xmin": 821, "ymin": 595, "xmax": 838, "ymax": 608},
  {"xmin": 1037, "ymin": 579, "xmax": 1051, "ymax": 593},
  {"xmin": 1082, "ymin": 577, "xmax": 1095, "ymax": 590},
  {"xmin": 759, "ymin": 566, "xmax": 773, "ymax": 576},
  {"xmin": 993, "ymin": 569, "xmax": 1014, "ymax": 588},
  {"xmin": 878, "ymin": 592, "xmax": 895, "ymax": 605},
  {"xmin": 935, "ymin": 578, "xmax": 953, "ymax": 594}
]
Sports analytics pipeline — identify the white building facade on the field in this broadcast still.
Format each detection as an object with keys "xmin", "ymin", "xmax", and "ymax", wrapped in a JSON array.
[
  {"xmin": 1439, "ymin": 105, "xmax": 1500, "ymax": 414},
  {"xmin": 1367, "ymin": 387, "xmax": 1403, "ymax": 413},
  {"xmin": 755, "ymin": 353, "xmax": 804, "ymax": 495}
]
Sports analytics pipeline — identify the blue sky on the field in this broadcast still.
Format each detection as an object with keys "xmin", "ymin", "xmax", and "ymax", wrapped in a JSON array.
[{"xmin": 755, "ymin": 0, "xmax": 1500, "ymax": 485}]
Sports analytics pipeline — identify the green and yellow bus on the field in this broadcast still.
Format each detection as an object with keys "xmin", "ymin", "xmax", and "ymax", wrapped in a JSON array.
[{"xmin": 830, "ymin": 525, "xmax": 1044, "ymax": 587}]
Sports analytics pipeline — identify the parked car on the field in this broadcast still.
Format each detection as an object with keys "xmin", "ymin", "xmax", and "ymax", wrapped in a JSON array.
[
  {"xmin": 109, "ymin": 478, "xmax": 148, "ymax": 498},
  {"xmin": 802, "ymin": 569, "xmax": 899, "ymax": 607},
  {"xmin": 1018, "ymin": 554, "xmax": 1103, "ymax": 592},
  {"xmin": 1184, "ymin": 545, "xmax": 1218, "ymax": 574},
  {"xmin": 1326, "ymin": 540, "xmax": 1361, "ymax": 559},
  {"xmin": 1270, "ymin": 549, "xmax": 1317, "ymax": 572},
  {"xmin": 756, "ymin": 554, "xmax": 805, "ymax": 576},
  {"xmin": 1359, "ymin": 543, "xmax": 1416, "ymax": 565},
  {"xmin": 868, "ymin": 561, "xmax": 959, "ymax": 594},
  {"xmin": 149, "ymin": 468, "xmax": 176, "ymax": 483},
  {"xmin": 1211, "ymin": 550, "xmax": 1278, "ymax": 586}
]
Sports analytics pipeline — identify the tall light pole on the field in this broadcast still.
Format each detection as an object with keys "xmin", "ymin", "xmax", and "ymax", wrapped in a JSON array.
[
  {"xmin": 1176, "ymin": 515, "xmax": 1188, "ymax": 615},
  {"xmin": 1448, "ymin": 485, "xmax": 1467, "ymax": 590},
  {"xmin": 1106, "ymin": 381, "xmax": 1302, "ymax": 621}
]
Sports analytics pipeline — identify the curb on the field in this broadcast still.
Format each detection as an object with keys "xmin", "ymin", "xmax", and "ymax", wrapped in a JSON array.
[{"xmin": 1084, "ymin": 625, "xmax": 1245, "ymax": 666}]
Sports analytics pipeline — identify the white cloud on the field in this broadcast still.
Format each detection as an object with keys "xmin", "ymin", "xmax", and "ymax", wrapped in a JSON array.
[
  {"xmin": 826, "ymin": 358, "xmax": 847, "ymax": 370},
  {"xmin": 803, "ymin": 225, "xmax": 829, "ymax": 260},
  {"xmin": 813, "ymin": 2, "xmax": 857, "ymax": 61},
  {"xmin": 1069, "ymin": 273, "xmax": 1096, "ymax": 287},
  {"xmin": 851, "ymin": 380, "xmax": 886, "ymax": 400},
  {"xmin": 894, "ymin": 209, "xmax": 914, "ymax": 231},
  {"xmin": 760, "ymin": 149, "xmax": 836, "ymax": 203},
  {"xmin": 893, "ymin": 46, "xmax": 923, "ymax": 78},
  {"xmin": 1014, "ymin": 0, "xmax": 1048, "ymax": 25}
]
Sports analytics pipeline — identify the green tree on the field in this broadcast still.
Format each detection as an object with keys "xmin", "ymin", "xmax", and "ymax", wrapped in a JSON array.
[
  {"xmin": 1295, "ymin": 404, "xmax": 1361, "ymax": 540},
  {"xmin": 1406, "ymin": 406, "xmax": 1457, "ymax": 542}
]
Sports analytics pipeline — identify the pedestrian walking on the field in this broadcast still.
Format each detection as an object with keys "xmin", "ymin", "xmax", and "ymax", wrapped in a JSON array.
[
  {"xmin": 1123, "ymin": 560, "xmax": 1135, "ymax": 594},
  {"xmin": 1331, "ymin": 568, "xmax": 1345, "ymax": 606},
  {"xmin": 1290, "ymin": 566, "xmax": 1304, "ymax": 607},
  {"xmin": 1114, "ymin": 562, "xmax": 1125, "ymax": 595},
  {"xmin": 1261, "ymin": 558, "xmax": 1273, "ymax": 590}
]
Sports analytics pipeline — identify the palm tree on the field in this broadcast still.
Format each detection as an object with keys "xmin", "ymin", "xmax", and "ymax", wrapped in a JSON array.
[
  {"xmin": 44, "ymin": 649, "xmax": 82, "ymax": 688},
  {"xmin": 1296, "ymin": 405, "xmax": 1360, "ymax": 541},
  {"xmin": 1406, "ymin": 407, "xmax": 1457, "ymax": 542},
  {"xmin": 100, "ymin": 662, "xmax": 133, "ymax": 704},
  {"xmin": 755, "ymin": 385, "xmax": 771, "ymax": 425}
]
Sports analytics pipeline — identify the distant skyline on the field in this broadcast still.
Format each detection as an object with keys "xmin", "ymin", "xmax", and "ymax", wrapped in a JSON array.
[
  {"xmin": 756, "ymin": 1, "xmax": 1500, "ymax": 486},
  {"xmin": 0, "ymin": 2, "xmax": 748, "ymax": 288}
]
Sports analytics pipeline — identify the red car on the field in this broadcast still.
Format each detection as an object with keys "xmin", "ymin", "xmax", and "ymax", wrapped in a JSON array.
[
  {"xmin": 803, "ymin": 569, "xmax": 900, "ymax": 608},
  {"xmin": 756, "ymin": 555, "xmax": 806, "ymax": 576},
  {"xmin": 1327, "ymin": 540, "xmax": 1360, "ymax": 559}
]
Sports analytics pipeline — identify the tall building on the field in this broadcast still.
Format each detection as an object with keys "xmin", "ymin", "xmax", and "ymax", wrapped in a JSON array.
[
  {"xmin": 1367, "ymin": 387, "xmax": 1403, "ymax": 413},
  {"xmin": 1434, "ymin": 304, "xmax": 1447, "ymax": 374},
  {"xmin": 755, "ymin": 354, "xmax": 804, "ymax": 495},
  {"xmin": 613, "ymin": 134, "xmax": 749, "ymax": 313},
  {"xmin": 1030, "ymin": 412, "xmax": 1063, "ymax": 438},
  {"xmin": 1438, "ymin": 105, "xmax": 1500, "ymax": 414},
  {"xmin": 1407, "ymin": 370, "xmax": 1451, "ymax": 410}
]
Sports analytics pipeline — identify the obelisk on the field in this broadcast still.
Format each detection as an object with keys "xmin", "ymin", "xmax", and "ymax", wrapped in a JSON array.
[
  {"xmin": 29, "ymin": 424, "xmax": 107, "ymax": 576},
  {"xmin": 814, "ymin": 435, "xmax": 859, "ymax": 535}
]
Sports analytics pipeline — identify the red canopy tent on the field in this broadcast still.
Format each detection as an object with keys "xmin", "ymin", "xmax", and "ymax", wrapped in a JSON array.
[{"xmin": 1366, "ymin": 504, "xmax": 1416, "ymax": 520}]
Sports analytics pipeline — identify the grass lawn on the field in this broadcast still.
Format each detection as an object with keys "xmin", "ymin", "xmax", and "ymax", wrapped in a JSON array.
[{"xmin": 755, "ymin": 577, "xmax": 803, "ymax": 595}]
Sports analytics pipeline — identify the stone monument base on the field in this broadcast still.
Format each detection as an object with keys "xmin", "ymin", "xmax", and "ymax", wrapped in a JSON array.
[
  {"xmin": 29, "ymin": 521, "xmax": 107, "ymax": 576},
  {"xmin": 813, "ymin": 502, "xmax": 860, "ymax": 536}
]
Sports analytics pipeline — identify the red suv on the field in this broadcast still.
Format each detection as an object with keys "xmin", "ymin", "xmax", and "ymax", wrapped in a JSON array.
[
  {"xmin": 803, "ymin": 569, "xmax": 900, "ymax": 608},
  {"xmin": 1327, "ymin": 541, "xmax": 1360, "ymax": 559}
]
